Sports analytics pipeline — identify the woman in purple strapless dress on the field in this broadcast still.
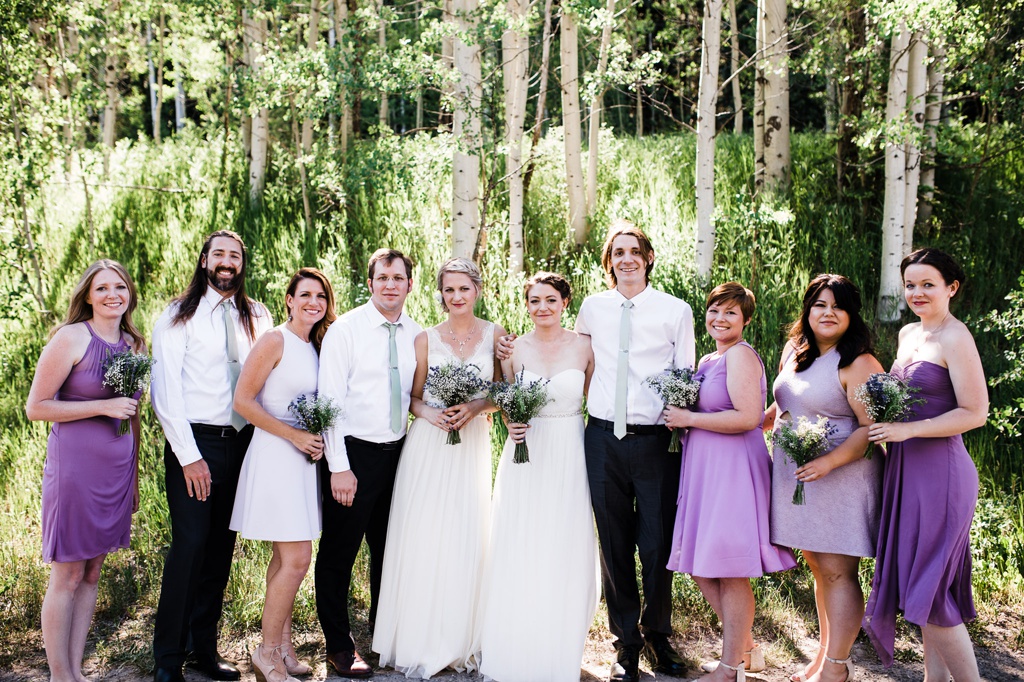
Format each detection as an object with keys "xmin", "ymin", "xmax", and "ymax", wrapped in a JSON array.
[
  {"xmin": 864, "ymin": 249, "xmax": 988, "ymax": 682},
  {"xmin": 664, "ymin": 282, "xmax": 796, "ymax": 682},
  {"xmin": 26, "ymin": 260, "xmax": 147, "ymax": 682}
]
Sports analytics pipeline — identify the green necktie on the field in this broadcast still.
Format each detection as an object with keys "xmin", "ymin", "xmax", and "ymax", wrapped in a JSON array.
[
  {"xmin": 223, "ymin": 300, "xmax": 247, "ymax": 431},
  {"xmin": 614, "ymin": 300, "xmax": 634, "ymax": 439},
  {"xmin": 384, "ymin": 322, "xmax": 402, "ymax": 434}
]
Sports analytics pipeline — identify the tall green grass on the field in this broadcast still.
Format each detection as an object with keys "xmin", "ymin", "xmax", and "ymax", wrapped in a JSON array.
[{"xmin": 1, "ymin": 125, "xmax": 1022, "ymax": 670}]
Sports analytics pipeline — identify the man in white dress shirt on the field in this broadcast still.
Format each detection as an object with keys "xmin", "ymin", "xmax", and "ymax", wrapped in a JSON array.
[
  {"xmin": 315, "ymin": 248, "xmax": 422, "ymax": 678},
  {"xmin": 150, "ymin": 231, "xmax": 273, "ymax": 682},
  {"xmin": 576, "ymin": 220, "xmax": 695, "ymax": 682}
]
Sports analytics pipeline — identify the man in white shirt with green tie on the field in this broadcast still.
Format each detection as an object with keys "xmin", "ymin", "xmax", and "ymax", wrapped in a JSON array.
[
  {"xmin": 315, "ymin": 248, "xmax": 422, "ymax": 678},
  {"xmin": 576, "ymin": 220, "xmax": 696, "ymax": 682}
]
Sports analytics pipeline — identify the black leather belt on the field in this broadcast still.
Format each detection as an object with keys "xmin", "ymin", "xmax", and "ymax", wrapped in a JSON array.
[
  {"xmin": 588, "ymin": 416, "xmax": 667, "ymax": 436},
  {"xmin": 345, "ymin": 435, "xmax": 404, "ymax": 451},
  {"xmin": 191, "ymin": 423, "xmax": 239, "ymax": 438}
]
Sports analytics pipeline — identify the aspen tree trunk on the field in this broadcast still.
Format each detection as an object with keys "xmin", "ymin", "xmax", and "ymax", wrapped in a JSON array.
[
  {"xmin": 918, "ymin": 39, "xmax": 944, "ymax": 227},
  {"xmin": 451, "ymin": 0, "xmax": 482, "ymax": 259},
  {"xmin": 302, "ymin": 0, "xmax": 320, "ymax": 153},
  {"xmin": 101, "ymin": 0, "xmax": 121, "ymax": 174},
  {"xmin": 728, "ymin": 0, "xmax": 743, "ymax": 134},
  {"xmin": 333, "ymin": 0, "xmax": 351, "ymax": 152},
  {"xmin": 503, "ymin": 0, "xmax": 529, "ymax": 272},
  {"xmin": 877, "ymin": 23, "xmax": 911, "ymax": 323},
  {"xmin": 759, "ymin": 0, "xmax": 789, "ymax": 192},
  {"xmin": 245, "ymin": 3, "xmax": 270, "ymax": 207},
  {"xmin": 147, "ymin": 23, "xmax": 159, "ymax": 138},
  {"xmin": 695, "ymin": 0, "xmax": 723, "ymax": 281},
  {"xmin": 559, "ymin": 7, "xmax": 587, "ymax": 245},
  {"xmin": 378, "ymin": 0, "xmax": 388, "ymax": 130},
  {"xmin": 415, "ymin": 0, "xmax": 423, "ymax": 130},
  {"xmin": 753, "ymin": 0, "xmax": 764, "ymax": 188},
  {"xmin": 175, "ymin": 67, "xmax": 186, "ymax": 131},
  {"xmin": 635, "ymin": 84, "xmax": 643, "ymax": 137},
  {"xmin": 586, "ymin": 0, "xmax": 615, "ymax": 216},
  {"xmin": 902, "ymin": 32, "xmax": 927, "ymax": 256},
  {"xmin": 241, "ymin": 4, "xmax": 253, "ymax": 161},
  {"xmin": 439, "ymin": 0, "xmax": 455, "ymax": 130},
  {"xmin": 523, "ymin": 0, "xmax": 554, "ymax": 193}
]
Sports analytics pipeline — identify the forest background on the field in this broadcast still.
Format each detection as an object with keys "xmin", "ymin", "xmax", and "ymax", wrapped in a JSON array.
[{"xmin": 1, "ymin": 0, "xmax": 1023, "ymax": 678}]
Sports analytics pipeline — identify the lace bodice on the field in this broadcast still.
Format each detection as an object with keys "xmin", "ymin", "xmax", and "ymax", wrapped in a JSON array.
[{"xmin": 423, "ymin": 322, "xmax": 495, "ymax": 407}]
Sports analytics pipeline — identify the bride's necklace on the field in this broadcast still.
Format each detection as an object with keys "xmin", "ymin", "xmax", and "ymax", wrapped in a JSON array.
[{"xmin": 447, "ymin": 321, "xmax": 477, "ymax": 357}]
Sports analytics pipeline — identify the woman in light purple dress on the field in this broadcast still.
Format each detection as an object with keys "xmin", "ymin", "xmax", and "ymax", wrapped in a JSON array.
[
  {"xmin": 26, "ymin": 260, "xmax": 146, "ymax": 682},
  {"xmin": 766, "ymin": 275, "xmax": 883, "ymax": 682},
  {"xmin": 864, "ymin": 248, "xmax": 987, "ymax": 682},
  {"xmin": 664, "ymin": 282, "xmax": 796, "ymax": 682}
]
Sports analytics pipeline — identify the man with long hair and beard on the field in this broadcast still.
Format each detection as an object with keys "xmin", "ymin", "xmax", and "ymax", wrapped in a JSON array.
[{"xmin": 151, "ymin": 230, "xmax": 273, "ymax": 682}]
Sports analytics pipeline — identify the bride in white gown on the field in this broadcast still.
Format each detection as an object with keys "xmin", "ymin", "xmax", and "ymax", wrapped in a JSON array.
[
  {"xmin": 478, "ymin": 272, "xmax": 600, "ymax": 682},
  {"xmin": 373, "ymin": 258, "xmax": 505, "ymax": 679}
]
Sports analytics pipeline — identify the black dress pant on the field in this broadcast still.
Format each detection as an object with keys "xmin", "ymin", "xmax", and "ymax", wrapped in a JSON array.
[
  {"xmin": 584, "ymin": 421, "xmax": 679, "ymax": 649},
  {"xmin": 315, "ymin": 437, "xmax": 402, "ymax": 654},
  {"xmin": 152, "ymin": 425, "xmax": 251, "ymax": 669}
]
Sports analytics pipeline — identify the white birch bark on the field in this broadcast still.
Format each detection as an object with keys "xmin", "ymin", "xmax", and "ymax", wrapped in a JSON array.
[
  {"xmin": 761, "ymin": 0, "xmax": 789, "ymax": 192},
  {"xmin": 560, "ymin": 8, "xmax": 587, "ymax": 245},
  {"xmin": 147, "ymin": 23, "xmax": 158, "ymax": 138},
  {"xmin": 753, "ymin": 0, "xmax": 765, "ymax": 187},
  {"xmin": 503, "ymin": 0, "xmax": 529, "ymax": 272},
  {"xmin": 378, "ymin": 0, "xmax": 388, "ymax": 130},
  {"xmin": 918, "ymin": 39, "xmax": 944, "ymax": 227},
  {"xmin": 101, "ymin": 0, "xmax": 121, "ymax": 173},
  {"xmin": 175, "ymin": 68, "xmax": 186, "ymax": 131},
  {"xmin": 586, "ymin": 0, "xmax": 615, "ymax": 216},
  {"xmin": 902, "ymin": 32, "xmax": 927, "ymax": 256},
  {"xmin": 695, "ymin": 0, "xmax": 723, "ymax": 281},
  {"xmin": 302, "ymin": 0, "xmax": 321, "ymax": 153},
  {"xmin": 333, "ymin": 0, "xmax": 351, "ymax": 152},
  {"xmin": 245, "ymin": 3, "xmax": 270, "ymax": 206},
  {"xmin": 451, "ymin": 0, "xmax": 482, "ymax": 259},
  {"xmin": 728, "ymin": 0, "xmax": 743, "ymax": 134},
  {"xmin": 877, "ymin": 22, "xmax": 911, "ymax": 322}
]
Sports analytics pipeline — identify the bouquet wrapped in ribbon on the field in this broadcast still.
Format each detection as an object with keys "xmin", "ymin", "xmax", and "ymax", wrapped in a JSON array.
[
  {"xmin": 101, "ymin": 348, "xmax": 156, "ymax": 436},
  {"xmin": 488, "ymin": 368, "xmax": 552, "ymax": 463},
  {"xmin": 854, "ymin": 372, "xmax": 925, "ymax": 459},
  {"xmin": 288, "ymin": 391, "xmax": 343, "ymax": 463},
  {"xmin": 772, "ymin": 415, "xmax": 837, "ymax": 505},
  {"xmin": 643, "ymin": 367, "xmax": 701, "ymax": 453},
  {"xmin": 424, "ymin": 360, "xmax": 489, "ymax": 445}
]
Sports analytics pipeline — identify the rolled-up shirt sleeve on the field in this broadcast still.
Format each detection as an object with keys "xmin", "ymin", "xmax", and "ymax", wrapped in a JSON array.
[
  {"xmin": 151, "ymin": 308, "xmax": 203, "ymax": 467},
  {"xmin": 673, "ymin": 301, "xmax": 697, "ymax": 371},
  {"xmin": 318, "ymin": 322, "xmax": 352, "ymax": 473}
]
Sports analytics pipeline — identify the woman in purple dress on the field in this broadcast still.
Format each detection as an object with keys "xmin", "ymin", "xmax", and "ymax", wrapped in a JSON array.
[
  {"xmin": 766, "ymin": 275, "xmax": 883, "ymax": 682},
  {"xmin": 664, "ymin": 282, "xmax": 796, "ymax": 682},
  {"xmin": 26, "ymin": 260, "xmax": 146, "ymax": 682},
  {"xmin": 864, "ymin": 248, "xmax": 987, "ymax": 682}
]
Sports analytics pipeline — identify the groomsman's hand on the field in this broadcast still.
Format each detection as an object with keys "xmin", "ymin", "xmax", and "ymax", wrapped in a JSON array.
[
  {"xmin": 331, "ymin": 470, "xmax": 358, "ymax": 506},
  {"xmin": 495, "ymin": 333, "xmax": 517, "ymax": 361},
  {"xmin": 182, "ymin": 459, "xmax": 212, "ymax": 501}
]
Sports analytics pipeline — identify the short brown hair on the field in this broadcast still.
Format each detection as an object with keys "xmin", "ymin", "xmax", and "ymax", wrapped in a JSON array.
[
  {"xmin": 706, "ymin": 281, "xmax": 756, "ymax": 322},
  {"xmin": 523, "ymin": 271, "xmax": 572, "ymax": 306},
  {"xmin": 367, "ymin": 248, "xmax": 414, "ymax": 280},
  {"xmin": 600, "ymin": 219, "xmax": 655, "ymax": 288}
]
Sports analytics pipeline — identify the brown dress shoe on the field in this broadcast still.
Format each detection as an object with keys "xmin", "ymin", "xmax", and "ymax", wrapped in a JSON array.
[{"xmin": 325, "ymin": 650, "xmax": 373, "ymax": 679}]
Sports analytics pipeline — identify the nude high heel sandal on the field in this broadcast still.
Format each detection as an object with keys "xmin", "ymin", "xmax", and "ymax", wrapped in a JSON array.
[
  {"xmin": 718, "ymin": 660, "xmax": 746, "ymax": 682},
  {"xmin": 701, "ymin": 644, "xmax": 765, "ymax": 674},
  {"xmin": 823, "ymin": 654, "xmax": 855, "ymax": 682}
]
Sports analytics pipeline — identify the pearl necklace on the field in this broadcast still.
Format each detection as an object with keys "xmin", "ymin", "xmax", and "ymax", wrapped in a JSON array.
[{"xmin": 447, "ymin": 321, "xmax": 477, "ymax": 357}]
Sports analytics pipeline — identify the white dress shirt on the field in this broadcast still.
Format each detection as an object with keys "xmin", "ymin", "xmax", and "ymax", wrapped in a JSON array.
[
  {"xmin": 151, "ymin": 287, "xmax": 273, "ymax": 466},
  {"xmin": 576, "ymin": 285, "xmax": 696, "ymax": 424},
  {"xmin": 318, "ymin": 302, "xmax": 422, "ymax": 473}
]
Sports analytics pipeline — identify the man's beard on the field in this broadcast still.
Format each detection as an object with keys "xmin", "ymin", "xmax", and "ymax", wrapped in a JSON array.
[{"xmin": 207, "ymin": 266, "xmax": 242, "ymax": 293}]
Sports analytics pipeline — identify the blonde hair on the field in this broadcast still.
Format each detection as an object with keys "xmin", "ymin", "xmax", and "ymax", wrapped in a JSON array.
[
  {"xmin": 51, "ymin": 259, "xmax": 145, "ymax": 350},
  {"xmin": 435, "ymin": 258, "xmax": 483, "ymax": 312}
]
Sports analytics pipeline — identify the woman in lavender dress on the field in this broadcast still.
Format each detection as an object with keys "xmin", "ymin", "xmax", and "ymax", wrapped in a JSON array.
[
  {"xmin": 664, "ymin": 282, "xmax": 796, "ymax": 682},
  {"xmin": 864, "ymin": 248, "xmax": 987, "ymax": 682},
  {"xmin": 26, "ymin": 260, "xmax": 146, "ymax": 682},
  {"xmin": 766, "ymin": 274, "xmax": 883, "ymax": 682}
]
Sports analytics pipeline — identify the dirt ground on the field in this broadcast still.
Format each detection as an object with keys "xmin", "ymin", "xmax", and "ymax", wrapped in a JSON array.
[{"xmin": 5, "ymin": 613, "xmax": 1023, "ymax": 682}]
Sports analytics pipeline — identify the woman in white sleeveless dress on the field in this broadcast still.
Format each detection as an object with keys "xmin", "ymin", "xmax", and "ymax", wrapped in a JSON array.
[
  {"xmin": 478, "ymin": 272, "xmax": 600, "ymax": 682},
  {"xmin": 373, "ymin": 258, "xmax": 507, "ymax": 679},
  {"xmin": 230, "ymin": 268, "xmax": 336, "ymax": 682}
]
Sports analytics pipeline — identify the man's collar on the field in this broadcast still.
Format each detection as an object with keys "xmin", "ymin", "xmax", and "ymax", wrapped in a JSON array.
[{"xmin": 614, "ymin": 284, "xmax": 653, "ymax": 305}]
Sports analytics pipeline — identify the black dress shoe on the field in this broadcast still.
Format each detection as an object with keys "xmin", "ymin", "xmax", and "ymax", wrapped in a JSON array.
[
  {"xmin": 185, "ymin": 652, "xmax": 242, "ymax": 681},
  {"xmin": 642, "ymin": 637, "xmax": 687, "ymax": 677},
  {"xmin": 153, "ymin": 667, "xmax": 186, "ymax": 682},
  {"xmin": 609, "ymin": 646, "xmax": 640, "ymax": 682},
  {"xmin": 326, "ymin": 650, "xmax": 374, "ymax": 679}
]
